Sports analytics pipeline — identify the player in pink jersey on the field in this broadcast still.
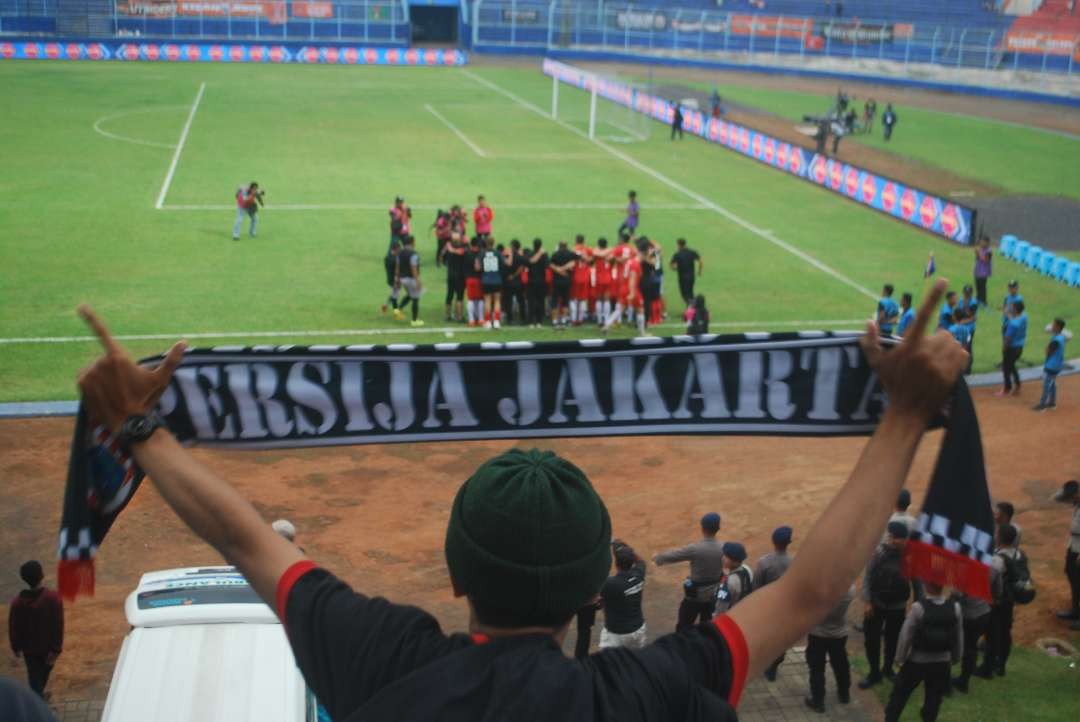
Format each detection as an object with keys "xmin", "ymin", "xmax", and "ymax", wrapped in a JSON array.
[{"xmin": 473, "ymin": 195, "xmax": 494, "ymax": 240}]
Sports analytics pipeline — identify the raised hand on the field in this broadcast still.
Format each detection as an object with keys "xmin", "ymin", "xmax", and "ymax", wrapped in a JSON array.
[
  {"xmin": 76, "ymin": 305, "xmax": 186, "ymax": 433},
  {"xmin": 860, "ymin": 279, "xmax": 969, "ymax": 425}
]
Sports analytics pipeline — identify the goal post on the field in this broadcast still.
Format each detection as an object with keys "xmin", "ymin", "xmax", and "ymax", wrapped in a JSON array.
[{"xmin": 547, "ymin": 60, "xmax": 653, "ymax": 144}]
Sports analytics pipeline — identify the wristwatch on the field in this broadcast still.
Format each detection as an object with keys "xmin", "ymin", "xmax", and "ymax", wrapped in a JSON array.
[{"xmin": 118, "ymin": 412, "xmax": 166, "ymax": 450}]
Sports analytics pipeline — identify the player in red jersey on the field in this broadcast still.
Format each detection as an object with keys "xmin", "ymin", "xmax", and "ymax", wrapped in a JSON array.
[
  {"xmin": 570, "ymin": 235, "xmax": 593, "ymax": 326},
  {"xmin": 604, "ymin": 234, "xmax": 635, "ymax": 328},
  {"xmin": 592, "ymin": 238, "xmax": 615, "ymax": 328}
]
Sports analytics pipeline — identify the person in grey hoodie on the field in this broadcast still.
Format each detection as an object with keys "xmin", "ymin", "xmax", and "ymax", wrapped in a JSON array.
[
  {"xmin": 884, "ymin": 582, "xmax": 962, "ymax": 722},
  {"xmin": 804, "ymin": 583, "xmax": 855, "ymax": 714}
]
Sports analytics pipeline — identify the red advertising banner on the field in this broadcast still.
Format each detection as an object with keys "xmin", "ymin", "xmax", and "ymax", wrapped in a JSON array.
[
  {"xmin": 1004, "ymin": 30, "xmax": 1080, "ymax": 56},
  {"xmin": 292, "ymin": 1, "xmax": 334, "ymax": 19},
  {"xmin": 730, "ymin": 15, "xmax": 811, "ymax": 39}
]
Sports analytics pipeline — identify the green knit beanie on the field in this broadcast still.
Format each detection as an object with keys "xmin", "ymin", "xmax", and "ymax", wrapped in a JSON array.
[{"xmin": 445, "ymin": 448, "xmax": 612, "ymax": 628}]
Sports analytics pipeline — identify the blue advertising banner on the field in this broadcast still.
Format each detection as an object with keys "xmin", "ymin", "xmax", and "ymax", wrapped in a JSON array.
[
  {"xmin": 0, "ymin": 41, "xmax": 467, "ymax": 66},
  {"xmin": 544, "ymin": 58, "xmax": 973, "ymax": 245}
]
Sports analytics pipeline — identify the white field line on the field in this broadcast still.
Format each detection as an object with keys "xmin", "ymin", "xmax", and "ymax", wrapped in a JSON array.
[
  {"xmin": 605, "ymin": 117, "xmax": 649, "ymax": 142},
  {"xmin": 424, "ymin": 103, "xmax": 488, "ymax": 157},
  {"xmin": 933, "ymin": 108, "xmax": 1080, "ymax": 142},
  {"xmin": 462, "ymin": 69, "xmax": 876, "ymax": 302},
  {"xmin": 0, "ymin": 320, "xmax": 867, "ymax": 346},
  {"xmin": 155, "ymin": 82, "xmax": 206, "ymax": 210},
  {"xmin": 93, "ymin": 106, "xmax": 189, "ymax": 150},
  {"xmin": 160, "ymin": 202, "xmax": 709, "ymax": 211}
]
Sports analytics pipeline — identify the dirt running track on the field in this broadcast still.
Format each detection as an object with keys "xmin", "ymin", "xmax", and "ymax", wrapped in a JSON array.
[{"xmin": 2, "ymin": 378, "xmax": 1078, "ymax": 702}]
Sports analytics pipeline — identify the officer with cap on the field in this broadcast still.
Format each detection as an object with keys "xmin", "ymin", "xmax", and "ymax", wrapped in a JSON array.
[
  {"xmin": 655, "ymin": 512, "xmax": 727, "ymax": 630},
  {"xmin": 715, "ymin": 542, "xmax": 754, "ymax": 615},
  {"xmin": 859, "ymin": 521, "xmax": 911, "ymax": 689},
  {"xmin": 756, "ymin": 526, "xmax": 794, "ymax": 681}
]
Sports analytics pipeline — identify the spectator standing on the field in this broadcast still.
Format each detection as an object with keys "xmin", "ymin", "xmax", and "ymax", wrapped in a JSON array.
[
  {"xmin": 598, "ymin": 543, "xmax": 647, "ymax": 650},
  {"xmin": 714, "ymin": 543, "xmax": 753, "ymax": 615},
  {"xmin": 859, "ymin": 522, "xmax": 911, "ymax": 689},
  {"xmin": 8, "ymin": 561, "xmax": 64, "ymax": 698},
  {"xmin": 671, "ymin": 104, "xmax": 684, "ymax": 140},
  {"xmin": 1035, "ymin": 318, "xmax": 1067, "ymax": 411},
  {"xmin": 980, "ymin": 524, "xmax": 1021, "ymax": 677},
  {"xmin": 1053, "ymin": 481, "xmax": 1080, "ymax": 631},
  {"xmin": 997, "ymin": 300, "xmax": 1027, "ymax": 396},
  {"xmin": 882, "ymin": 104, "xmax": 897, "ymax": 141},
  {"xmin": 654, "ymin": 512, "xmax": 726, "ymax": 630},
  {"xmin": 757, "ymin": 526, "xmax": 794, "ymax": 682},
  {"xmin": 1000, "ymin": 280, "xmax": 1023, "ymax": 336},
  {"xmin": 896, "ymin": 293, "xmax": 916, "ymax": 337},
  {"xmin": 473, "ymin": 196, "xmax": 494, "ymax": 241},
  {"xmin": 973, "ymin": 235, "xmax": 993, "ymax": 306},
  {"xmin": 618, "ymin": 191, "xmax": 640, "ymax": 238},
  {"xmin": 883, "ymin": 582, "xmax": 962, "ymax": 722},
  {"xmin": 877, "ymin": 284, "xmax": 900, "ymax": 335},
  {"xmin": 804, "ymin": 584, "xmax": 855, "ymax": 714},
  {"xmin": 952, "ymin": 591, "xmax": 991, "ymax": 693},
  {"xmin": 671, "ymin": 238, "xmax": 703, "ymax": 307}
]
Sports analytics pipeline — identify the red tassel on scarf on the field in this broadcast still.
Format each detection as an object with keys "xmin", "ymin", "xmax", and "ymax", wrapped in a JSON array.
[{"xmin": 58, "ymin": 559, "xmax": 95, "ymax": 601}]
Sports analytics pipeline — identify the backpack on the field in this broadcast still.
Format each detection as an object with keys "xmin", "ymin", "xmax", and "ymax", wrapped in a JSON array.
[
  {"xmin": 871, "ymin": 548, "xmax": 910, "ymax": 606},
  {"xmin": 715, "ymin": 567, "xmax": 753, "ymax": 608},
  {"xmin": 915, "ymin": 601, "xmax": 957, "ymax": 654},
  {"xmin": 998, "ymin": 550, "xmax": 1036, "ymax": 605}
]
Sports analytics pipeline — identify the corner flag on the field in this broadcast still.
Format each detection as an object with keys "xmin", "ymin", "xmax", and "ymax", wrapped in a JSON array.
[{"xmin": 924, "ymin": 252, "xmax": 936, "ymax": 278}]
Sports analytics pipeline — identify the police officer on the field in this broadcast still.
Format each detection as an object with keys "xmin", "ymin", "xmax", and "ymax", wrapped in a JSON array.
[
  {"xmin": 859, "ymin": 521, "xmax": 911, "ymax": 689},
  {"xmin": 714, "ymin": 542, "xmax": 753, "ymax": 615},
  {"xmin": 756, "ymin": 526, "xmax": 793, "ymax": 681},
  {"xmin": 804, "ymin": 583, "xmax": 855, "ymax": 714},
  {"xmin": 654, "ymin": 512, "xmax": 725, "ymax": 630},
  {"xmin": 952, "ymin": 590, "xmax": 991, "ymax": 693},
  {"xmin": 981, "ymin": 524, "xmax": 1020, "ymax": 677},
  {"xmin": 884, "ymin": 581, "xmax": 962, "ymax": 722}
]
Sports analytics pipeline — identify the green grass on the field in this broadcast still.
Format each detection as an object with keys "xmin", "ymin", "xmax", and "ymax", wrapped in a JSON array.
[
  {"xmin": 0, "ymin": 60, "xmax": 1076, "ymax": 402},
  {"xmin": 851, "ymin": 648, "xmax": 1080, "ymax": 721},
  {"xmin": 658, "ymin": 78, "xmax": 1080, "ymax": 199}
]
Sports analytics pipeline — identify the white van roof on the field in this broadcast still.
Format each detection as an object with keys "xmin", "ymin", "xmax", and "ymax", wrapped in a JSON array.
[{"xmin": 102, "ymin": 567, "xmax": 307, "ymax": 722}]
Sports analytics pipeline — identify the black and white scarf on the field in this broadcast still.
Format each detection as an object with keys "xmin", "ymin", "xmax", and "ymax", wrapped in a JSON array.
[{"xmin": 58, "ymin": 332, "xmax": 993, "ymax": 600}]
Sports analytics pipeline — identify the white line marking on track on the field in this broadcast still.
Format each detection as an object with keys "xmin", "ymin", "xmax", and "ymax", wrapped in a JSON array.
[
  {"xmin": 155, "ymin": 82, "xmax": 205, "ymax": 210},
  {"xmin": 93, "ymin": 106, "xmax": 188, "ymax": 149},
  {"xmin": 424, "ymin": 103, "xmax": 488, "ymax": 157},
  {"xmin": 159, "ymin": 202, "xmax": 709, "ymax": 211},
  {"xmin": 0, "ymin": 320, "xmax": 866, "ymax": 345},
  {"xmin": 462, "ymin": 69, "xmax": 876, "ymax": 302}
]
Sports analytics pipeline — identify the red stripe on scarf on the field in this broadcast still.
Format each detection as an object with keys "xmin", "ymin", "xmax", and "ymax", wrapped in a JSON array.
[{"xmin": 903, "ymin": 539, "xmax": 992, "ymax": 602}]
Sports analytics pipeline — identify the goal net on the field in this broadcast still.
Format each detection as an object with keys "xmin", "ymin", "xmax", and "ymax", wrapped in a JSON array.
[{"xmin": 549, "ymin": 66, "xmax": 654, "ymax": 144}]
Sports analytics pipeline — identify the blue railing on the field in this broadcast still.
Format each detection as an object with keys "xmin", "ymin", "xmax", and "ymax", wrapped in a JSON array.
[
  {"xmin": 0, "ymin": 1, "xmax": 412, "ymax": 43},
  {"xmin": 471, "ymin": 1, "xmax": 1078, "ymax": 75}
]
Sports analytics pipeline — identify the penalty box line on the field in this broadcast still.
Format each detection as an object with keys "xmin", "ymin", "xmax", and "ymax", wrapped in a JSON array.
[
  {"xmin": 460, "ymin": 69, "xmax": 877, "ymax": 302},
  {"xmin": 155, "ymin": 82, "xmax": 206, "ymax": 210},
  {"xmin": 0, "ymin": 320, "xmax": 868, "ymax": 346}
]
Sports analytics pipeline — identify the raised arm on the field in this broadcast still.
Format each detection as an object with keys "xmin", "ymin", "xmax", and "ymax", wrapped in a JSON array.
[
  {"xmin": 74, "ymin": 307, "xmax": 303, "ymax": 610},
  {"xmin": 728, "ymin": 280, "xmax": 968, "ymax": 679}
]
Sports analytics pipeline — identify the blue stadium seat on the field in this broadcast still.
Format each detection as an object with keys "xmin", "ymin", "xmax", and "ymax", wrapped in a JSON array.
[
  {"xmin": 1025, "ymin": 245, "xmax": 1043, "ymax": 269},
  {"xmin": 1012, "ymin": 240, "xmax": 1030, "ymax": 263},
  {"xmin": 1038, "ymin": 252, "xmax": 1056, "ymax": 276},
  {"xmin": 1068, "ymin": 262, "xmax": 1080, "ymax": 288},
  {"xmin": 999, "ymin": 234, "xmax": 1016, "ymax": 259},
  {"xmin": 1051, "ymin": 256, "xmax": 1070, "ymax": 283}
]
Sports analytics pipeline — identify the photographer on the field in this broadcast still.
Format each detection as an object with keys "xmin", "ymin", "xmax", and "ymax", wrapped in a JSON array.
[{"xmin": 232, "ymin": 182, "xmax": 264, "ymax": 241}]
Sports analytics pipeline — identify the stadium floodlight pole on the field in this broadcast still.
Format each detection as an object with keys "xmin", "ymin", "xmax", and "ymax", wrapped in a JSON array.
[{"xmin": 588, "ymin": 83, "xmax": 598, "ymax": 140}]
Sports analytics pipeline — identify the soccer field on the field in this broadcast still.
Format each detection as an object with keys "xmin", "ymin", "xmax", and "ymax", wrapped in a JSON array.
[{"xmin": 0, "ymin": 60, "xmax": 1074, "ymax": 402}]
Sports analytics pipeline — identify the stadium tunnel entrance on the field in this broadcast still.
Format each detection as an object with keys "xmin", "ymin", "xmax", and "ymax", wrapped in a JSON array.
[{"xmin": 410, "ymin": 4, "xmax": 458, "ymax": 45}]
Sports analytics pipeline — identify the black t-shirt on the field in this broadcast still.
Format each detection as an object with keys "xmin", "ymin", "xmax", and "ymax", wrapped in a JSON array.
[
  {"xmin": 397, "ymin": 250, "xmax": 417, "ymax": 279},
  {"xmin": 445, "ymin": 247, "xmax": 466, "ymax": 279},
  {"xmin": 282, "ymin": 564, "xmax": 745, "ymax": 722},
  {"xmin": 551, "ymin": 249, "xmax": 576, "ymax": 285},
  {"xmin": 464, "ymin": 249, "xmax": 481, "ymax": 279},
  {"xmin": 601, "ymin": 561, "xmax": 647, "ymax": 634},
  {"xmin": 672, "ymin": 248, "xmax": 700, "ymax": 278},
  {"xmin": 528, "ymin": 251, "xmax": 548, "ymax": 286},
  {"xmin": 639, "ymin": 256, "xmax": 656, "ymax": 291},
  {"xmin": 506, "ymin": 252, "xmax": 526, "ymax": 285}
]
